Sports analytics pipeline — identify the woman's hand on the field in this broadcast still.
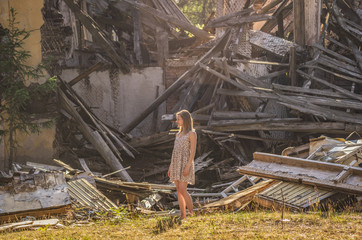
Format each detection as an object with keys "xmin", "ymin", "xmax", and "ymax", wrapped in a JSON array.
[{"xmin": 183, "ymin": 166, "xmax": 190, "ymax": 176}]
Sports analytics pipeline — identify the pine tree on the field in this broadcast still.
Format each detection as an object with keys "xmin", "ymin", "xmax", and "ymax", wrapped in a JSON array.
[{"xmin": 0, "ymin": 8, "xmax": 57, "ymax": 171}]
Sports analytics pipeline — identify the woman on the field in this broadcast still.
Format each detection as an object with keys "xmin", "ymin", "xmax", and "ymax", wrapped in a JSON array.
[{"xmin": 168, "ymin": 109, "xmax": 197, "ymax": 220}]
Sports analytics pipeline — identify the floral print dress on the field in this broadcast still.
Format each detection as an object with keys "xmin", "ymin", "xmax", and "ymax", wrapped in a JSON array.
[{"xmin": 169, "ymin": 130, "xmax": 195, "ymax": 185}]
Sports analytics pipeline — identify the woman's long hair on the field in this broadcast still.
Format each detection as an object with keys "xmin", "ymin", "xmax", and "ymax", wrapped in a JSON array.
[{"xmin": 176, "ymin": 110, "xmax": 194, "ymax": 133}]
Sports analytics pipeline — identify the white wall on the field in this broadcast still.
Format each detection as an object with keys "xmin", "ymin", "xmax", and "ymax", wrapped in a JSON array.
[{"xmin": 61, "ymin": 67, "xmax": 165, "ymax": 137}]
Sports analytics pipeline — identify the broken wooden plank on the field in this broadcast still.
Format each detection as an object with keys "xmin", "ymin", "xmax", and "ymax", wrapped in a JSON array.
[
  {"xmin": 319, "ymin": 54, "xmax": 362, "ymax": 75},
  {"xmin": 256, "ymin": 0, "xmax": 284, "ymax": 14},
  {"xmin": 260, "ymin": 0, "xmax": 292, "ymax": 33},
  {"xmin": 79, "ymin": 158, "xmax": 93, "ymax": 174},
  {"xmin": 297, "ymin": 70, "xmax": 362, "ymax": 102},
  {"xmin": 302, "ymin": 65, "xmax": 362, "ymax": 85},
  {"xmin": 229, "ymin": 59, "xmax": 289, "ymax": 67},
  {"xmin": 213, "ymin": 58, "xmax": 271, "ymax": 88},
  {"xmin": 203, "ymin": 179, "xmax": 276, "ymax": 209},
  {"xmin": 212, "ymin": 111, "xmax": 276, "ymax": 119},
  {"xmin": 208, "ymin": 14, "xmax": 274, "ymax": 28},
  {"xmin": 209, "ymin": 121, "xmax": 350, "ymax": 133},
  {"xmin": 202, "ymin": 130, "xmax": 288, "ymax": 143},
  {"xmin": 332, "ymin": 167, "xmax": 352, "ymax": 184},
  {"xmin": 257, "ymin": 70, "xmax": 288, "ymax": 81},
  {"xmin": 210, "ymin": 118, "xmax": 302, "ymax": 127},
  {"xmin": 102, "ymin": 166, "xmax": 131, "ymax": 178},
  {"xmin": 207, "ymin": 8, "xmax": 254, "ymax": 27},
  {"xmin": 61, "ymin": 78, "xmax": 135, "ymax": 159},
  {"xmin": 220, "ymin": 175, "xmax": 248, "ymax": 197},
  {"xmin": 0, "ymin": 219, "xmax": 59, "ymax": 232},
  {"xmin": 59, "ymin": 90, "xmax": 133, "ymax": 182},
  {"xmin": 277, "ymin": 99, "xmax": 362, "ymax": 125},
  {"xmin": 312, "ymin": 43, "xmax": 357, "ymax": 66},
  {"xmin": 199, "ymin": 63, "xmax": 251, "ymax": 91},
  {"xmin": 216, "ymin": 88, "xmax": 276, "ymax": 99},
  {"xmin": 272, "ymin": 83, "xmax": 347, "ymax": 98}
]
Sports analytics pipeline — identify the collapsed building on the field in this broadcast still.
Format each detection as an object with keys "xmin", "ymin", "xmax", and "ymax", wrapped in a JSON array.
[{"xmin": 0, "ymin": 0, "xmax": 361, "ymax": 222}]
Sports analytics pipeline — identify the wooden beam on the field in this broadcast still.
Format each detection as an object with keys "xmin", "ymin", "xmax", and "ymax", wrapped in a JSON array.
[
  {"xmin": 213, "ymin": 111, "xmax": 276, "ymax": 119},
  {"xmin": 199, "ymin": 63, "xmax": 251, "ymax": 91},
  {"xmin": 210, "ymin": 118, "xmax": 302, "ymax": 127},
  {"xmin": 209, "ymin": 121, "xmax": 348, "ymax": 133},
  {"xmin": 207, "ymin": 8, "xmax": 254, "ymax": 26},
  {"xmin": 69, "ymin": 62, "xmax": 104, "ymax": 86},
  {"xmin": 208, "ymin": 14, "xmax": 274, "ymax": 28}
]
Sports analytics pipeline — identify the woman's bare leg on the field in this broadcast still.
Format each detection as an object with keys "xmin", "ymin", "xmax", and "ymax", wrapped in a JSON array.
[
  {"xmin": 179, "ymin": 182, "xmax": 193, "ymax": 216},
  {"xmin": 175, "ymin": 181, "xmax": 186, "ymax": 219}
]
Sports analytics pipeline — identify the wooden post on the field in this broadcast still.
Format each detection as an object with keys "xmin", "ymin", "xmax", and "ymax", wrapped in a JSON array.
[
  {"xmin": 289, "ymin": 46, "xmax": 297, "ymax": 86},
  {"xmin": 156, "ymin": 27, "xmax": 169, "ymax": 67},
  {"xmin": 132, "ymin": 8, "xmax": 143, "ymax": 65},
  {"xmin": 304, "ymin": 0, "xmax": 321, "ymax": 46},
  {"xmin": 293, "ymin": 0, "xmax": 305, "ymax": 45},
  {"xmin": 294, "ymin": 0, "xmax": 321, "ymax": 46}
]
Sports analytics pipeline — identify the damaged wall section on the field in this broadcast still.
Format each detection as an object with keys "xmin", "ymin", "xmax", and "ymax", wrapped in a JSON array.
[{"xmin": 60, "ymin": 67, "xmax": 165, "ymax": 137}]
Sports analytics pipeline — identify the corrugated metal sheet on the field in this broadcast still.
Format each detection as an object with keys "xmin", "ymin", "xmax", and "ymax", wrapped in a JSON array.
[
  {"xmin": 258, "ymin": 181, "xmax": 336, "ymax": 209},
  {"xmin": 67, "ymin": 178, "xmax": 117, "ymax": 211}
]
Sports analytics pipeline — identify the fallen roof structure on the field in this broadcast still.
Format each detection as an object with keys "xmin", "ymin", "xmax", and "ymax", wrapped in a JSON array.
[{"xmin": 238, "ymin": 152, "xmax": 362, "ymax": 195}]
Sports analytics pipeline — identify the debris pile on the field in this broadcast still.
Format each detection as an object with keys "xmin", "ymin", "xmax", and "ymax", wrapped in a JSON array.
[{"xmin": 1, "ymin": 0, "xmax": 362, "ymax": 231}]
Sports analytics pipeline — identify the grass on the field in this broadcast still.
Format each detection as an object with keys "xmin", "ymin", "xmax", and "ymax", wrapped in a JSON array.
[{"xmin": 0, "ymin": 210, "xmax": 361, "ymax": 240}]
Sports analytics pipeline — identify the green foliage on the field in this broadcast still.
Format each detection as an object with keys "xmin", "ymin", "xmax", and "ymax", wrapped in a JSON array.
[
  {"xmin": 154, "ymin": 216, "xmax": 181, "ymax": 234},
  {"xmin": 0, "ymin": 8, "xmax": 57, "ymax": 168},
  {"xmin": 175, "ymin": 0, "xmax": 216, "ymax": 28}
]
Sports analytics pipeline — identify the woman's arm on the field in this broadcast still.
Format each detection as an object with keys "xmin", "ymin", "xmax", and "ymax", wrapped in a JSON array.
[{"xmin": 183, "ymin": 131, "xmax": 197, "ymax": 176}]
